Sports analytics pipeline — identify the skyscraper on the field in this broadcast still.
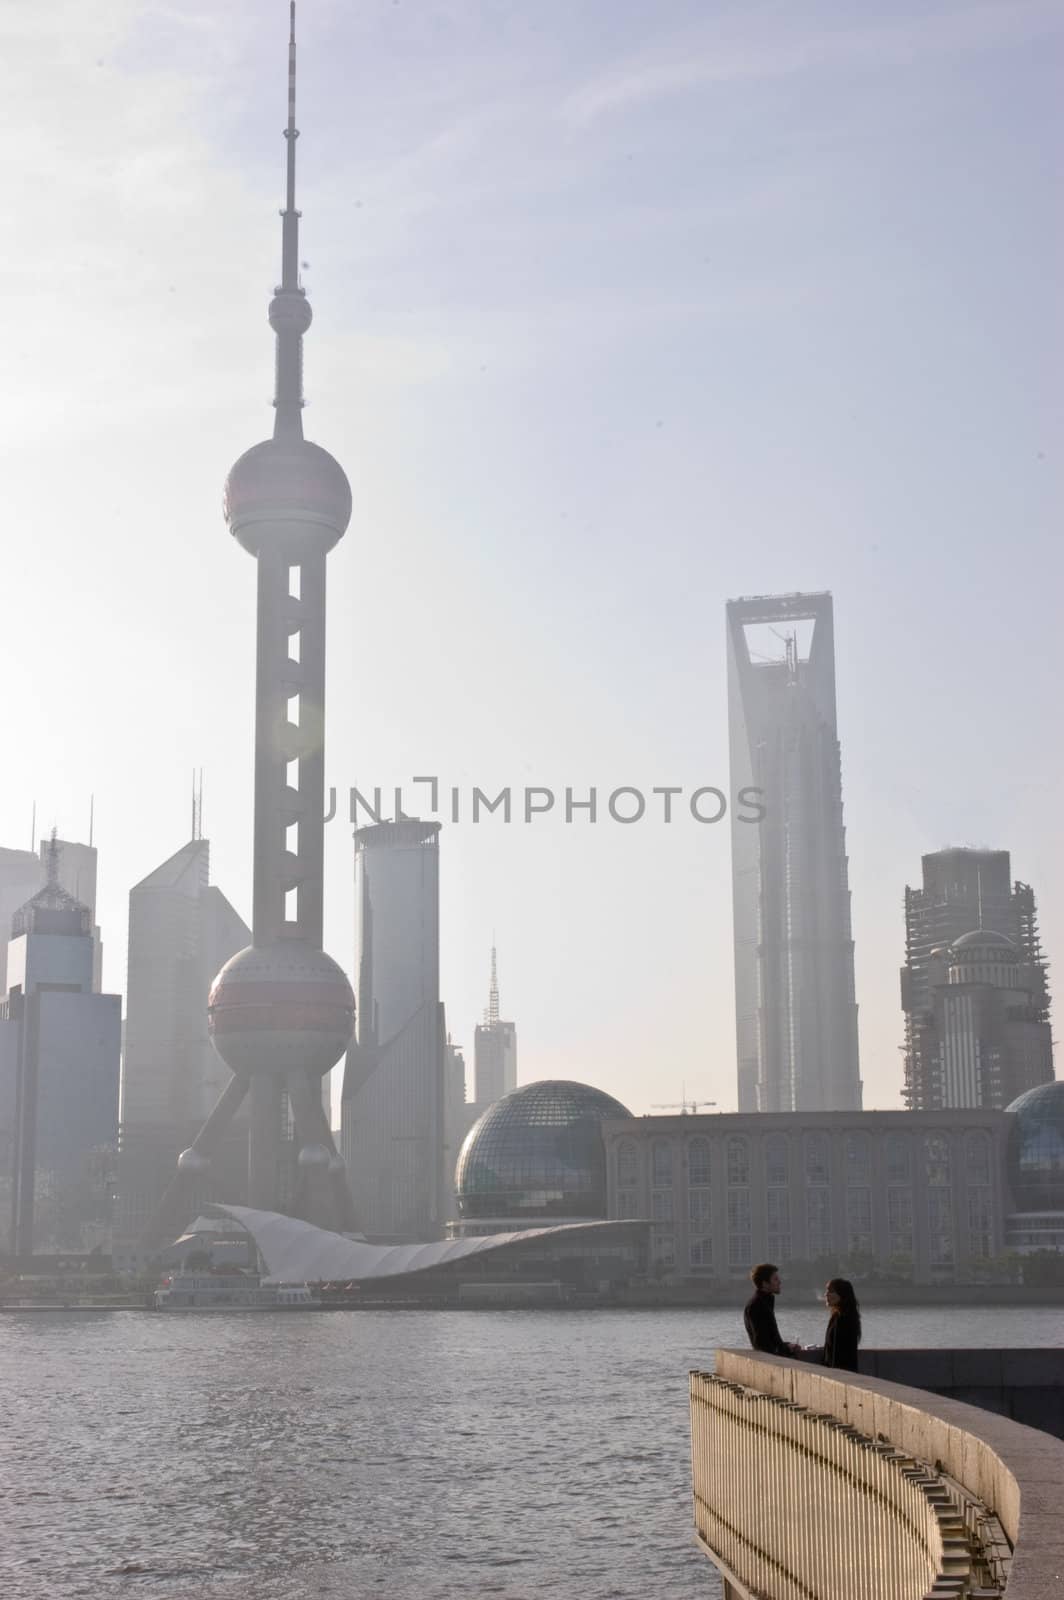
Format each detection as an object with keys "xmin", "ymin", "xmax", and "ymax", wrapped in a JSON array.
[
  {"xmin": 901, "ymin": 848, "xmax": 1053, "ymax": 1109},
  {"xmin": 472, "ymin": 945, "xmax": 517, "ymax": 1106},
  {"xmin": 2, "ymin": 839, "xmax": 120, "ymax": 1255},
  {"xmin": 341, "ymin": 820, "xmax": 446, "ymax": 1240},
  {"xmin": 0, "ymin": 836, "xmax": 102, "ymax": 996},
  {"xmin": 441, "ymin": 1033, "xmax": 475, "ymax": 1221},
  {"xmin": 114, "ymin": 839, "xmax": 250, "ymax": 1254},
  {"xmin": 42, "ymin": 837, "xmax": 103, "ymax": 992},
  {"xmin": 147, "ymin": 7, "xmax": 355, "ymax": 1246},
  {"xmin": 727, "ymin": 592, "xmax": 861, "ymax": 1113},
  {"xmin": 0, "ymin": 848, "xmax": 46, "ymax": 998}
]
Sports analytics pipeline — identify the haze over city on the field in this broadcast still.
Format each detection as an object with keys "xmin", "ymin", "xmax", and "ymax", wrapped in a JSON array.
[
  {"xmin": 3, "ymin": 8, "xmax": 1064, "ymax": 1600},
  {"xmin": 4, "ymin": 0, "xmax": 1060, "ymax": 1117}
]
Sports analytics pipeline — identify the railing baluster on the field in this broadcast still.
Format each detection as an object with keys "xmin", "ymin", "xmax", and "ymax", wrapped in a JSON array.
[{"xmin": 688, "ymin": 1358, "xmax": 1023, "ymax": 1600}]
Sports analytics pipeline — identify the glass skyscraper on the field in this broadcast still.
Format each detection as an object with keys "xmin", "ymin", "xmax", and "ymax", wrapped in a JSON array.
[
  {"xmin": 727, "ymin": 591, "xmax": 861, "ymax": 1113},
  {"xmin": 341, "ymin": 819, "xmax": 445, "ymax": 1240}
]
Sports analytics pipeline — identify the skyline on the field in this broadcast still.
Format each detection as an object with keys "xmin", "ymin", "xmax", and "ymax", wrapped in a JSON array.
[{"xmin": 3, "ymin": 0, "xmax": 1061, "ymax": 1116}]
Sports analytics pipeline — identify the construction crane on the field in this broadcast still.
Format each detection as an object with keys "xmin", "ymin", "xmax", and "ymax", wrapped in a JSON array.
[{"xmin": 651, "ymin": 1099, "xmax": 718, "ymax": 1115}]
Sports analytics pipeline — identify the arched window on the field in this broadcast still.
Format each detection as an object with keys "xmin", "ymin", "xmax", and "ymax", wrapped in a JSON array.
[
  {"xmin": 804, "ymin": 1132, "xmax": 830, "ymax": 1186},
  {"xmin": 964, "ymin": 1131, "xmax": 991, "ymax": 1187},
  {"xmin": 924, "ymin": 1134, "xmax": 951, "ymax": 1186},
  {"xmin": 727, "ymin": 1136, "xmax": 749, "ymax": 1186},
  {"xmin": 616, "ymin": 1139, "xmax": 638, "ymax": 1189},
  {"xmin": 765, "ymin": 1134, "xmax": 788, "ymax": 1187},
  {"xmin": 651, "ymin": 1139, "xmax": 673, "ymax": 1189},
  {"xmin": 688, "ymin": 1137, "xmax": 711, "ymax": 1188},
  {"xmin": 845, "ymin": 1132, "xmax": 871, "ymax": 1186},
  {"xmin": 885, "ymin": 1133, "xmax": 911, "ymax": 1184}
]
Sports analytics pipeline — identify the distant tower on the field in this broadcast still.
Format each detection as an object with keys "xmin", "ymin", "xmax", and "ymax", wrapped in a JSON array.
[
  {"xmin": 487, "ymin": 945, "xmax": 500, "ymax": 1026},
  {"xmin": 0, "ymin": 848, "xmax": 47, "ymax": 996},
  {"xmin": 341, "ymin": 820, "xmax": 445, "ymax": 1240},
  {"xmin": 148, "ymin": 7, "xmax": 355, "ymax": 1245},
  {"xmin": 0, "ymin": 835, "xmax": 102, "ymax": 996},
  {"xmin": 727, "ymin": 592, "xmax": 861, "ymax": 1112},
  {"xmin": 114, "ymin": 839, "xmax": 250, "ymax": 1261},
  {"xmin": 441, "ymin": 1032, "xmax": 473, "ymax": 1222},
  {"xmin": 901, "ymin": 848, "xmax": 1053, "ymax": 1109},
  {"xmin": 473, "ymin": 944, "xmax": 517, "ymax": 1107},
  {"xmin": 2, "ymin": 835, "xmax": 121, "ymax": 1255},
  {"xmin": 39, "ymin": 835, "xmax": 102, "ymax": 989}
]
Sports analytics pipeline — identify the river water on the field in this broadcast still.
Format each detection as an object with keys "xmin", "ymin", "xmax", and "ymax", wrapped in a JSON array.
[{"xmin": 1, "ymin": 1304, "xmax": 1062, "ymax": 1600}]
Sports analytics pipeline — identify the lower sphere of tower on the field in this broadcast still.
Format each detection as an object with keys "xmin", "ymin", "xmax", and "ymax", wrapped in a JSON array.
[{"xmin": 207, "ymin": 942, "xmax": 354, "ymax": 1079}]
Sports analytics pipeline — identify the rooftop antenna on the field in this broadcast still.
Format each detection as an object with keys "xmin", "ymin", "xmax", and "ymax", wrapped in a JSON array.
[
  {"xmin": 88, "ymin": 794, "xmax": 95, "ymax": 849},
  {"xmin": 284, "ymin": 1, "xmax": 298, "ymax": 288},
  {"xmin": 30, "ymin": 798, "xmax": 36, "ymax": 852},
  {"xmin": 977, "ymin": 864, "xmax": 984, "ymax": 930},
  {"xmin": 272, "ymin": 0, "xmax": 307, "ymax": 440},
  {"xmin": 189, "ymin": 767, "xmax": 205, "ymax": 840},
  {"xmin": 45, "ymin": 826, "xmax": 60, "ymax": 887}
]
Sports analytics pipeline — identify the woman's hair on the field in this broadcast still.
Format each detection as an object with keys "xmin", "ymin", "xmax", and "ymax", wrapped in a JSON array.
[{"xmin": 827, "ymin": 1278, "xmax": 862, "ymax": 1340}]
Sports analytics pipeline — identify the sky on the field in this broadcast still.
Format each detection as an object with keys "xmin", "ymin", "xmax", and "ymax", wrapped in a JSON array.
[{"xmin": 2, "ymin": 0, "xmax": 1061, "ymax": 1119}]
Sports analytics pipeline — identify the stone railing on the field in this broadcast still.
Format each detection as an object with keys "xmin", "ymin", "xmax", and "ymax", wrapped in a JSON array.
[{"xmin": 690, "ymin": 1349, "xmax": 1064, "ymax": 1600}]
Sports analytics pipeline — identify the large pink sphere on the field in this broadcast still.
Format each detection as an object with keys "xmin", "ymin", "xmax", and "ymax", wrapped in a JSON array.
[
  {"xmin": 224, "ymin": 437, "xmax": 352, "ymax": 557},
  {"xmin": 207, "ymin": 942, "xmax": 354, "ymax": 1079}
]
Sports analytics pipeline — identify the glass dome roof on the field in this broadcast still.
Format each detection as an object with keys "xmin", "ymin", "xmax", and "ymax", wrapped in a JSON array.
[
  {"xmin": 455, "ymin": 1080, "xmax": 632, "ymax": 1222},
  {"xmin": 1007, "ymin": 1081, "xmax": 1064, "ymax": 1213}
]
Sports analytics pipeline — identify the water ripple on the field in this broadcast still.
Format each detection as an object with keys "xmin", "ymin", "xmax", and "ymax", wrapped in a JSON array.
[{"xmin": 1, "ymin": 1303, "xmax": 1057, "ymax": 1599}]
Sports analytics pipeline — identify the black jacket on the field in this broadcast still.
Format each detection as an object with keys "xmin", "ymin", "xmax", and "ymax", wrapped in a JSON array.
[
  {"xmin": 743, "ymin": 1289, "xmax": 789, "ymax": 1355},
  {"xmin": 823, "ymin": 1311, "xmax": 860, "ymax": 1372}
]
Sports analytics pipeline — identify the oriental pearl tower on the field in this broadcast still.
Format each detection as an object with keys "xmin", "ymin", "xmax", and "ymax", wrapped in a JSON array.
[{"xmin": 149, "ymin": 4, "xmax": 356, "ymax": 1241}]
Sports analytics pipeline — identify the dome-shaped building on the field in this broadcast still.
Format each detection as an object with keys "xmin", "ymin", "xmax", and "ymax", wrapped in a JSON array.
[
  {"xmin": 948, "ymin": 928, "xmax": 1021, "ymax": 989},
  {"xmin": 1006, "ymin": 1082, "xmax": 1064, "ymax": 1252},
  {"xmin": 453, "ymin": 1080, "xmax": 632, "ymax": 1236}
]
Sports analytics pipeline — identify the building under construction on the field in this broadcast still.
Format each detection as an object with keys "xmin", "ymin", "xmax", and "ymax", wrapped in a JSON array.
[{"xmin": 901, "ymin": 848, "xmax": 1053, "ymax": 1109}]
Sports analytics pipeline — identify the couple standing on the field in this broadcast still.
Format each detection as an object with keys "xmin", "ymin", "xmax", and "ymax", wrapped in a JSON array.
[{"xmin": 743, "ymin": 1262, "xmax": 861, "ymax": 1371}]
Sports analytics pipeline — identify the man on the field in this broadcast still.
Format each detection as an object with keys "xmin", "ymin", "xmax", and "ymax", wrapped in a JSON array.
[{"xmin": 743, "ymin": 1262, "xmax": 800, "ymax": 1356}]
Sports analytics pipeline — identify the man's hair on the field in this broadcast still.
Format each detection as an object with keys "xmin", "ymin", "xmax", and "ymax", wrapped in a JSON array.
[{"xmin": 750, "ymin": 1262, "xmax": 779, "ymax": 1289}]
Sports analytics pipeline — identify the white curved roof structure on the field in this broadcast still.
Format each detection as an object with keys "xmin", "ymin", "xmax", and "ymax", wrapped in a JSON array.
[{"xmin": 209, "ymin": 1204, "xmax": 640, "ymax": 1284}]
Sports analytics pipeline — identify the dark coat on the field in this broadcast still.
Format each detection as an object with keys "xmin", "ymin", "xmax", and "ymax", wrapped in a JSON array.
[
  {"xmin": 823, "ymin": 1310, "xmax": 860, "ymax": 1372},
  {"xmin": 743, "ymin": 1289, "xmax": 790, "ymax": 1356}
]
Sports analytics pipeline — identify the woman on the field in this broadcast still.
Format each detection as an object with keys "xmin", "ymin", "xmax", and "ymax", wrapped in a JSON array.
[{"xmin": 822, "ymin": 1278, "xmax": 861, "ymax": 1372}]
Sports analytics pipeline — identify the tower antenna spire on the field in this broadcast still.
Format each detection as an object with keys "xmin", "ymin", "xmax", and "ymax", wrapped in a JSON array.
[
  {"xmin": 45, "ymin": 826, "xmax": 60, "ymax": 888},
  {"xmin": 270, "ymin": 0, "xmax": 310, "ymax": 439},
  {"xmin": 487, "ymin": 941, "xmax": 500, "ymax": 1028},
  {"xmin": 283, "ymin": 1, "xmax": 299, "ymax": 290}
]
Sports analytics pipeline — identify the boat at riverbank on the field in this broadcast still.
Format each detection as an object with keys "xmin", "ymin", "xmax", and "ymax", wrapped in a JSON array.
[
  {"xmin": 0, "ymin": 1297, "xmax": 144, "ymax": 1312},
  {"xmin": 153, "ymin": 1269, "xmax": 320, "ymax": 1311}
]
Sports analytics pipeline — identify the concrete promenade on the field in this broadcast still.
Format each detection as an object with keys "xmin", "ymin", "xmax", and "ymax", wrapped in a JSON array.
[
  {"xmin": 858, "ymin": 1349, "xmax": 1064, "ymax": 1440},
  {"xmin": 690, "ymin": 1348, "xmax": 1064, "ymax": 1600}
]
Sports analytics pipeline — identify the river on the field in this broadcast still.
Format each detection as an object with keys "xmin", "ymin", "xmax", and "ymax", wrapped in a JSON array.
[{"xmin": 1, "ymin": 1304, "xmax": 1062, "ymax": 1599}]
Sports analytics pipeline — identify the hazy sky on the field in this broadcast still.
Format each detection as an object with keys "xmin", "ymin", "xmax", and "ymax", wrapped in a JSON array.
[{"xmin": 3, "ymin": 0, "xmax": 1061, "ymax": 1118}]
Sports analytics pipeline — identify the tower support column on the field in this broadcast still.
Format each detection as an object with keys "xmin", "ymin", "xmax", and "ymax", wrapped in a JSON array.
[{"xmin": 248, "ymin": 1073, "xmax": 283, "ymax": 1210}]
